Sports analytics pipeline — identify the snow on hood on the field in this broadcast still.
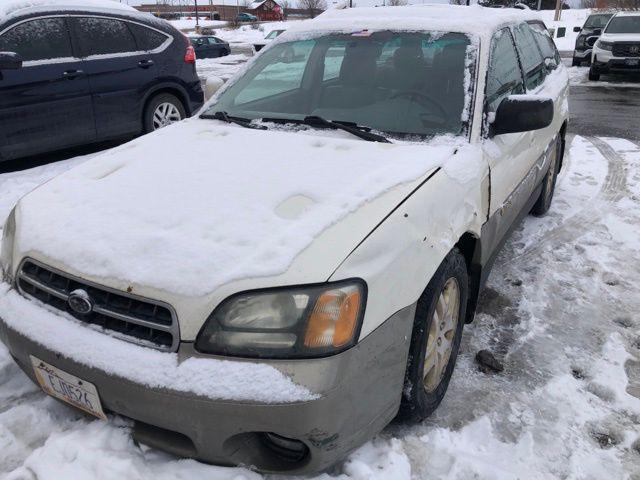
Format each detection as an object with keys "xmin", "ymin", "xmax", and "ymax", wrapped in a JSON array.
[
  {"xmin": 16, "ymin": 120, "xmax": 460, "ymax": 296},
  {"xmin": 0, "ymin": 0, "xmax": 136, "ymax": 18}
]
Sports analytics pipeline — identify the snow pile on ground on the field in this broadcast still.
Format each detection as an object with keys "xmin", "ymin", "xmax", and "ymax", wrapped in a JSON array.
[
  {"xmin": 196, "ymin": 54, "xmax": 250, "ymax": 81},
  {"xmin": 568, "ymin": 66, "xmax": 640, "ymax": 87},
  {"xmin": 0, "ymin": 0, "xmax": 135, "ymax": 17},
  {"xmin": 1, "ymin": 134, "xmax": 639, "ymax": 479},
  {"xmin": 168, "ymin": 17, "xmax": 227, "ymax": 31},
  {"xmin": 14, "ymin": 123, "xmax": 461, "ymax": 296}
]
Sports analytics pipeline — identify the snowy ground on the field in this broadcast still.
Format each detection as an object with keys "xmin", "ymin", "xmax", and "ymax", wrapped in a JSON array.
[
  {"xmin": 568, "ymin": 66, "xmax": 640, "ymax": 88},
  {"xmin": 1, "ymin": 134, "xmax": 639, "ymax": 479}
]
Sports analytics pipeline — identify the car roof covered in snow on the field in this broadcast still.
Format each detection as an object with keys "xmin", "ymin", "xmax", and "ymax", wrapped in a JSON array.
[
  {"xmin": 612, "ymin": 10, "xmax": 640, "ymax": 17},
  {"xmin": 286, "ymin": 4, "xmax": 541, "ymax": 40},
  {"xmin": 1, "ymin": 0, "xmax": 140, "ymax": 21}
]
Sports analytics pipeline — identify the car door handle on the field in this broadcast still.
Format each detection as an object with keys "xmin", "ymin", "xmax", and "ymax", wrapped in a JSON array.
[
  {"xmin": 62, "ymin": 69, "xmax": 83, "ymax": 79},
  {"xmin": 138, "ymin": 60, "xmax": 154, "ymax": 68}
]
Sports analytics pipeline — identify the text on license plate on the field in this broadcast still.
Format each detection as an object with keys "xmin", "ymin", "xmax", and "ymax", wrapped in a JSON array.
[{"xmin": 30, "ymin": 355, "xmax": 107, "ymax": 420}]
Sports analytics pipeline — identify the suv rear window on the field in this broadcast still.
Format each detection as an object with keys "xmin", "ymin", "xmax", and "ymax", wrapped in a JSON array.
[
  {"xmin": 128, "ymin": 23, "xmax": 168, "ymax": 51},
  {"xmin": 0, "ymin": 17, "xmax": 73, "ymax": 62},
  {"xmin": 513, "ymin": 23, "xmax": 546, "ymax": 90},
  {"xmin": 75, "ymin": 17, "xmax": 138, "ymax": 56}
]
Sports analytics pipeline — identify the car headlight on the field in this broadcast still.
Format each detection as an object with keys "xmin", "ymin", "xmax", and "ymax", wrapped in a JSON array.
[
  {"xmin": 1, "ymin": 208, "xmax": 16, "ymax": 281},
  {"xmin": 596, "ymin": 40, "xmax": 613, "ymax": 51},
  {"xmin": 195, "ymin": 280, "xmax": 366, "ymax": 358}
]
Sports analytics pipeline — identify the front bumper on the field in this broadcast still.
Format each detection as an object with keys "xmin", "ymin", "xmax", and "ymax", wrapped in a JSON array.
[
  {"xmin": 0, "ymin": 302, "xmax": 414, "ymax": 474},
  {"xmin": 573, "ymin": 48, "xmax": 592, "ymax": 60},
  {"xmin": 592, "ymin": 54, "xmax": 640, "ymax": 74}
]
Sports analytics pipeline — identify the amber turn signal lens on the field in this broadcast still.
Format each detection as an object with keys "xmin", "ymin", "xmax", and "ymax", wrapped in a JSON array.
[{"xmin": 304, "ymin": 286, "xmax": 362, "ymax": 349}]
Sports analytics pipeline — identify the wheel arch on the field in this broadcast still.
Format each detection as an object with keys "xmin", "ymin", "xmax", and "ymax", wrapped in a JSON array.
[
  {"xmin": 454, "ymin": 232, "xmax": 483, "ymax": 324},
  {"xmin": 558, "ymin": 120, "xmax": 568, "ymax": 172},
  {"xmin": 141, "ymin": 83, "xmax": 191, "ymax": 124}
]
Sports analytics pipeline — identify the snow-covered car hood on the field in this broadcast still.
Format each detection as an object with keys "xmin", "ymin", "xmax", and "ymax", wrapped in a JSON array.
[
  {"xmin": 13, "ymin": 120, "xmax": 460, "ymax": 300},
  {"xmin": 599, "ymin": 33, "xmax": 640, "ymax": 43}
]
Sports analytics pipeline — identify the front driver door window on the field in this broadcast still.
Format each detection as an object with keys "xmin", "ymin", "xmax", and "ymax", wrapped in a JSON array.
[
  {"xmin": 483, "ymin": 28, "xmax": 533, "ymax": 247},
  {"xmin": 0, "ymin": 17, "xmax": 95, "ymax": 160}
]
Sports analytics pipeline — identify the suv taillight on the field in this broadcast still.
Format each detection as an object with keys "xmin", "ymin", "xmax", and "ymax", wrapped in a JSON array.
[{"xmin": 184, "ymin": 45, "xmax": 196, "ymax": 64}]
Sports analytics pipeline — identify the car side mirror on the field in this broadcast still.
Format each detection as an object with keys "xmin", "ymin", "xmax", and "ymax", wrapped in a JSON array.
[
  {"xmin": 492, "ymin": 96, "xmax": 554, "ymax": 136},
  {"xmin": 556, "ymin": 27, "xmax": 566, "ymax": 38},
  {"xmin": 573, "ymin": 26, "xmax": 581, "ymax": 33},
  {"xmin": 0, "ymin": 52, "xmax": 22, "ymax": 70},
  {"xmin": 593, "ymin": 28, "xmax": 602, "ymax": 35},
  {"xmin": 205, "ymin": 75, "xmax": 225, "ymax": 99}
]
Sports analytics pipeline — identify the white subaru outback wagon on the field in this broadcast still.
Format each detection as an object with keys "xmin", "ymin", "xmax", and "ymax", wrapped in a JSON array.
[{"xmin": 0, "ymin": 5, "xmax": 568, "ymax": 474}]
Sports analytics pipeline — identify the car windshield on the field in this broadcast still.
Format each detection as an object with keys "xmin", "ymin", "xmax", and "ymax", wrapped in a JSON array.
[
  {"xmin": 585, "ymin": 14, "xmax": 612, "ymax": 29},
  {"xmin": 605, "ymin": 16, "xmax": 640, "ymax": 34},
  {"xmin": 204, "ymin": 31, "xmax": 475, "ymax": 139}
]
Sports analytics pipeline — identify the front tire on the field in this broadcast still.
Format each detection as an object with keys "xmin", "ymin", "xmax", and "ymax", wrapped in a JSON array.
[
  {"xmin": 143, "ymin": 93, "xmax": 186, "ymax": 133},
  {"xmin": 572, "ymin": 57, "xmax": 581, "ymax": 67},
  {"xmin": 588, "ymin": 67, "xmax": 600, "ymax": 81},
  {"xmin": 399, "ymin": 249, "xmax": 468, "ymax": 421}
]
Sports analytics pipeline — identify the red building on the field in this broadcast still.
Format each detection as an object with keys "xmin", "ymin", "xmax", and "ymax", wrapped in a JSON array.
[{"xmin": 249, "ymin": 0, "xmax": 284, "ymax": 21}]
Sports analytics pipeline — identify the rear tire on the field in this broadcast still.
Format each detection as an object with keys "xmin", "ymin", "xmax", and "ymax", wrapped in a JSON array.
[
  {"xmin": 572, "ymin": 57, "xmax": 581, "ymax": 67},
  {"xmin": 588, "ymin": 67, "xmax": 600, "ymax": 81},
  {"xmin": 143, "ymin": 93, "xmax": 186, "ymax": 133},
  {"xmin": 398, "ymin": 249, "xmax": 468, "ymax": 422},
  {"xmin": 531, "ymin": 135, "xmax": 562, "ymax": 217}
]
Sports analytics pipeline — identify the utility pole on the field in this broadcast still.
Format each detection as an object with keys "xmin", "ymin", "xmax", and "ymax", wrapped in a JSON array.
[
  {"xmin": 537, "ymin": 0, "xmax": 542, "ymax": 10},
  {"xmin": 554, "ymin": 0, "xmax": 562, "ymax": 22},
  {"xmin": 195, "ymin": 0, "xmax": 200, "ymax": 26}
]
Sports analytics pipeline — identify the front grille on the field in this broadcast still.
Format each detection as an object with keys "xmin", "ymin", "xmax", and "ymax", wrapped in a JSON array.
[
  {"xmin": 17, "ymin": 259, "xmax": 179, "ymax": 351},
  {"xmin": 613, "ymin": 43, "xmax": 640, "ymax": 57}
]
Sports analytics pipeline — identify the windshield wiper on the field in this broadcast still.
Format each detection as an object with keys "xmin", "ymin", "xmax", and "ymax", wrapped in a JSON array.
[
  {"xmin": 302, "ymin": 116, "xmax": 391, "ymax": 143},
  {"xmin": 200, "ymin": 111, "xmax": 267, "ymax": 130},
  {"xmin": 262, "ymin": 115, "xmax": 391, "ymax": 143}
]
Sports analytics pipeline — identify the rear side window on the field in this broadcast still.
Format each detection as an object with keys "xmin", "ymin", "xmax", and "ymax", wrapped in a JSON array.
[
  {"xmin": 128, "ymin": 23, "xmax": 168, "ymax": 51},
  {"xmin": 75, "ymin": 17, "xmax": 137, "ymax": 56},
  {"xmin": 0, "ymin": 17, "xmax": 72, "ymax": 62},
  {"xmin": 485, "ymin": 28, "xmax": 524, "ymax": 115},
  {"xmin": 513, "ymin": 23, "xmax": 546, "ymax": 90},
  {"xmin": 529, "ymin": 22, "xmax": 560, "ymax": 70}
]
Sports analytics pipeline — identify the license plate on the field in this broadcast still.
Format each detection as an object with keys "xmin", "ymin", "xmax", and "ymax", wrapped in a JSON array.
[
  {"xmin": 30, "ymin": 356, "xmax": 106, "ymax": 420},
  {"xmin": 625, "ymin": 58, "xmax": 639, "ymax": 66}
]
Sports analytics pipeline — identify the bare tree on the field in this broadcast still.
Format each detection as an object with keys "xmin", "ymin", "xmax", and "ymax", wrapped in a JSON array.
[
  {"xmin": 298, "ymin": 0, "xmax": 327, "ymax": 18},
  {"xmin": 388, "ymin": 0, "xmax": 408, "ymax": 5},
  {"xmin": 591, "ymin": 0, "xmax": 640, "ymax": 9},
  {"xmin": 449, "ymin": 0, "xmax": 466, "ymax": 4}
]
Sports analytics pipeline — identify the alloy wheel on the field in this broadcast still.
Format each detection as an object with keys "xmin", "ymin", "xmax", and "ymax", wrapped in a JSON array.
[
  {"xmin": 152, "ymin": 102, "xmax": 182, "ymax": 130},
  {"xmin": 423, "ymin": 277, "xmax": 460, "ymax": 393}
]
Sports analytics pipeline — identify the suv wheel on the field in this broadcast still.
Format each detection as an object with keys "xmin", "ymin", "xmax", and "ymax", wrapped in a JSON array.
[
  {"xmin": 572, "ymin": 57, "xmax": 581, "ymax": 67},
  {"xmin": 531, "ymin": 135, "xmax": 562, "ymax": 217},
  {"xmin": 588, "ymin": 67, "xmax": 600, "ymax": 81},
  {"xmin": 399, "ymin": 249, "xmax": 468, "ymax": 421},
  {"xmin": 144, "ymin": 93, "xmax": 186, "ymax": 133}
]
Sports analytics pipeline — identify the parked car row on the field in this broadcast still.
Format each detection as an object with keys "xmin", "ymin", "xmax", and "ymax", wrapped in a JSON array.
[
  {"xmin": 572, "ymin": 11, "xmax": 640, "ymax": 82},
  {"xmin": 0, "ymin": 3, "xmax": 569, "ymax": 475},
  {"xmin": 0, "ymin": 5, "xmax": 204, "ymax": 163}
]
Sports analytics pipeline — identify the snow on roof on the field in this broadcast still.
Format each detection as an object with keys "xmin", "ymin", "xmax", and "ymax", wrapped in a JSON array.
[
  {"xmin": 0, "ymin": 0, "xmax": 137, "ymax": 19},
  {"xmin": 614, "ymin": 10, "xmax": 640, "ymax": 17},
  {"xmin": 249, "ymin": 0, "xmax": 282, "ymax": 10},
  {"xmin": 287, "ymin": 4, "xmax": 540, "ymax": 39}
]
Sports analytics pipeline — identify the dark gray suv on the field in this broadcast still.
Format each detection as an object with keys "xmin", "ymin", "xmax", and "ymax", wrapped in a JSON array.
[{"xmin": 0, "ymin": 4, "xmax": 204, "ymax": 162}]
